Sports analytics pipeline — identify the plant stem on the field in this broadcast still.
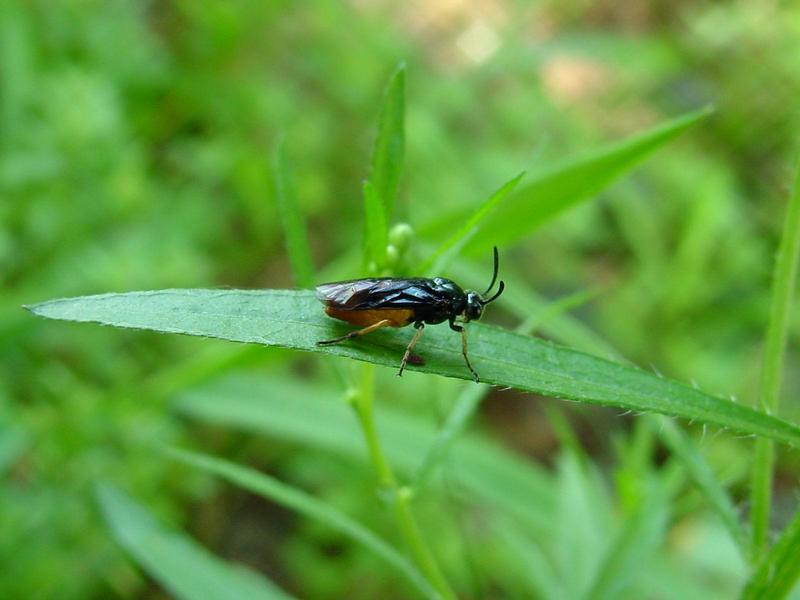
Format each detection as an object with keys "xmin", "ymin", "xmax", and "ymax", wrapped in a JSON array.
[
  {"xmin": 354, "ymin": 363, "xmax": 395, "ymax": 488},
  {"xmin": 750, "ymin": 160, "xmax": 800, "ymax": 559},
  {"xmin": 751, "ymin": 438, "xmax": 774, "ymax": 556},
  {"xmin": 353, "ymin": 363, "xmax": 456, "ymax": 600}
]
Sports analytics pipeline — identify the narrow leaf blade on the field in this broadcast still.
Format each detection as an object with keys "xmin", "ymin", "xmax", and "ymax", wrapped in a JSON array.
[
  {"xmin": 413, "ymin": 382, "xmax": 488, "ymax": 490},
  {"xmin": 363, "ymin": 180, "xmax": 388, "ymax": 270},
  {"xmin": 26, "ymin": 289, "xmax": 800, "ymax": 448},
  {"xmin": 655, "ymin": 417, "xmax": 748, "ymax": 554},
  {"xmin": 174, "ymin": 373, "xmax": 556, "ymax": 533},
  {"xmin": 742, "ymin": 502, "xmax": 800, "ymax": 599},
  {"xmin": 95, "ymin": 483, "xmax": 293, "ymax": 600},
  {"xmin": 166, "ymin": 448, "xmax": 437, "ymax": 599},
  {"xmin": 584, "ymin": 485, "xmax": 669, "ymax": 600},
  {"xmin": 750, "ymin": 159, "xmax": 800, "ymax": 557},
  {"xmin": 273, "ymin": 141, "xmax": 315, "ymax": 288},
  {"xmin": 420, "ymin": 171, "xmax": 524, "ymax": 274},
  {"xmin": 369, "ymin": 62, "xmax": 405, "ymax": 218},
  {"xmin": 423, "ymin": 107, "xmax": 712, "ymax": 254}
]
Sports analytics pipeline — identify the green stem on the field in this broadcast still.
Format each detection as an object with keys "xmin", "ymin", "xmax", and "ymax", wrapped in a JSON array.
[
  {"xmin": 352, "ymin": 363, "xmax": 456, "ymax": 600},
  {"xmin": 393, "ymin": 487, "xmax": 454, "ymax": 600},
  {"xmin": 751, "ymin": 438, "xmax": 774, "ymax": 556},
  {"xmin": 354, "ymin": 363, "xmax": 395, "ymax": 488},
  {"xmin": 750, "ymin": 161, "xmax": 800, "ymax": 560}
]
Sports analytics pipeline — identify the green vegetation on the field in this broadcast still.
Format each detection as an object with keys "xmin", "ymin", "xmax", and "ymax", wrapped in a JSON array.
[{"xmin": 7, "ymin": 2, "xmax": 800, "ymax": 598}]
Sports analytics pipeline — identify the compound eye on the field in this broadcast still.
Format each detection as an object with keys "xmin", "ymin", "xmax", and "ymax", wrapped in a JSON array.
[{"xmin": 465, "ymin": 294, "xmax": 483, "ymax": 320}]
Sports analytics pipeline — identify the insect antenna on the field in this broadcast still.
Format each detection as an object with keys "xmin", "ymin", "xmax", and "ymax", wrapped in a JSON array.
[
  {"xmin": 484, "ymin": 280, "xmax": 505, "ymax": 304},
  {"xmin": 482, "ymin": 246, "xmax": 500, "ymax": 295}
]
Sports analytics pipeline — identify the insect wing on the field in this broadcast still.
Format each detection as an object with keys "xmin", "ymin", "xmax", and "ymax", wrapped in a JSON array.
[
  {"xmin": 315, "ymin": 278, "xmax": 443, "ymax": 310},
  {"xmin": 315, "ymin": 279, "xmax": 383, "ymax": 307}
]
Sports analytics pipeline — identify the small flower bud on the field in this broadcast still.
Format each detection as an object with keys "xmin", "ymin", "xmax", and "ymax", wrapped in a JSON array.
[
  {"xmin": 389, "ymin": 223, "xmax": 414, "ymax": 252},
  {"xmin": 385, "ymin": 244, "xmax": 399, "ymax": 266}
]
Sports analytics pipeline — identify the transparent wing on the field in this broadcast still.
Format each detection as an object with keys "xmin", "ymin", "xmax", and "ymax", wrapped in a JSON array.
[{"xmin": 315, "ymin": 278, "xmax": 444, "ymax": 310}]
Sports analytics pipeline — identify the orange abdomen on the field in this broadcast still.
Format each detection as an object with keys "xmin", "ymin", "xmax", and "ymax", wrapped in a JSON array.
[{"xmin": 325, "ymin": 307, "xmax": 414, "ymax": 328}]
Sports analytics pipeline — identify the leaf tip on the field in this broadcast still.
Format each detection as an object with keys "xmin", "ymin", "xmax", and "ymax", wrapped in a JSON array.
[
  {"xmin": 699, "ymin": 103, "xmax": 716, "ymax": 116},
  {"xmin": 682, "ymin": 104, "xmax": 715, "ymax": 126},
  {"xmin": 22, "ymin": 302, "xmax": 45, "ymax": 317},
  {"xmin": 499, "ymin": 171, "xmax": 526, "ymax": 196},
  {"xmin": 386, "ymin": 61, "xmax": 406, "ymax": 94}
]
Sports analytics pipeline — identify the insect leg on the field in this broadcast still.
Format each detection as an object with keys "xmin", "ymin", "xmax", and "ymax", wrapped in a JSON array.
[
  {"xmin": 317, "ymin": 319, "xmax": 393, "ymax": 346},
  {"xmin": 397, "ymin": 322, "xmax": 425, "ymax": 377},
  {"xmin": 450, "ymin": 320, "xmax": 479, "ymax": 383},
  {"xmin": 460, "ymin": 329, "xmax": 480, "ymax": 383}
]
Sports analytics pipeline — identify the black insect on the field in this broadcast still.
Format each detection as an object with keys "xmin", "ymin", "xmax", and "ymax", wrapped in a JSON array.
[{"xmin": 315, "ymin": 247, "xmax": 505, "ymax": 382}]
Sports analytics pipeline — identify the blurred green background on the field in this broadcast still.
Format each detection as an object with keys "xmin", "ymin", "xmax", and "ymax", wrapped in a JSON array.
[{"xmin": 4, "ymin": 1, "xmax": 800, "ymax": 598}]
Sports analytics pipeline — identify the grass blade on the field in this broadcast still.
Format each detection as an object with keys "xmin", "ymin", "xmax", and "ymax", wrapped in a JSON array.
[
  {"xmin": 741, "ymin": 502, "xmax": 800, "ymax": 599},
  {"xmin": 584, "ymin": 484, "xmax": 670, "ymax": 600},
  {"xmin": 583, "ymin": 458, "xmax": 683, "ymax": 600},
  {"xmin": 412, "ymin": 382, "xmax": 488, "ymax": 490},
  {"xmin": 173, "ymin": 373, "xmax": 556, "ymax": 533},
  {"xmin": 368, "ymin": 61, "xmax": 405, "ymax": 220},
  {"xmin": 26, "ymin": 288, "xmax": 800, "ymax": 448},
  {"xmin": 655, "ymin": 417, "xmax": 748, "ymax": 555},
  {"xmin": 165, "ymin": 448, "xmax": 438, "ymax": 600},
  {"xmin": 553, "ymin": 452, "xmax": 613, "ymax": 597},
  {"xmin": 756, "ymin": 159, "xmax": 800, "ymax": 415},
  {"xmin": 363, "ymin": 179, "xmax": 388, "ymax": 270},
  {"xmin": 493, "ymin": 521, "xmax": 567, "ymax": 600},
  {"xmin": 419, "ymin": 172, "xmax": 524, "ymax": 274},
  {"xmin": 750, "ymin": 160, "xmax": 800, "ymax": 558},
  {"xmin": 95, "ymin": 483, "xmax": 293, "ymax": 600},
  {"xmin": 273, "ymin": 140, "xmax": 315, "ymax": 288},
  {"xmin": 515, "ymin": 287, "xmax": 601, "ymax": 337},
  {"xmin": 422, "ymin": 107, "xmax": 712, "ymax": 255}
]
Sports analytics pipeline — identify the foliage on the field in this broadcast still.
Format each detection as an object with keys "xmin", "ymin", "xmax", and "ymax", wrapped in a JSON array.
[
  {"xmin": 7, "ymin": 1, "xmax": 800, "ymax": 599},
  {"xmin": 27, "ymin": 289, "xmax": 800, "ymax": 448}
]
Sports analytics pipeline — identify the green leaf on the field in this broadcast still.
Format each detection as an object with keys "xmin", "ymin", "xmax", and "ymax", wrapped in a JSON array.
[
  {"xmin": 165, "ymin": 448, "xmax": 438, "ymax": 600},
  {"xmin": 515, "ymin": 287, "xmax": 601, "ymax": 339},
  {"xmin": 419, "ymin": 171, "xmax": 524, "ymax": 274},
  {"xmin": 363, "ymin": 179, "xmax": 388, "ymax": 270},
  {"xmin": 412, "ymin": 381, "xmax": 488, "ymax": 491},
  {"xmin": 756, "ymin": 160, "xmax": 800, "ymax": 416},
  {"xmin": 26, "ymin": 288, "xmax": 800, "ymax": 448},
  {"xmin": 741, "ymin": 501, "xmax": 800, "ymax": 599},
  {"xmin": 273, "ymin": 140, "xmax": 315, "ymax": 288},
  {"xmin": 95, "ymin": 483, "xmax": 293, "ymax": 600},
  {"xmin": 368, "ymin": 61, "xmax": 405, "ymax": 219},
  {"xmin": 750, "ymin": 159, "xmax": 800, "ymax": 558},
  {"xmin": 173, "ymin": 373, "xmax": 556, "ymax": 533},
  {"xmin": 654, "ymin": 417, "xmax": 748, "ymax": 555},
  {"xmin": 492, "ymin": 521, "xmax": 566, "ymax": 600},
  {"xmin": 584, "ymin": 480, "xmax": 670, "ymax": 600},
  {"xmin": 423, "ymin": 107, "xmax": 712, "ymax": 255},
  {"xmin": 553, "ymin": 453, "xmax": 614, "ymax": 597}
]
